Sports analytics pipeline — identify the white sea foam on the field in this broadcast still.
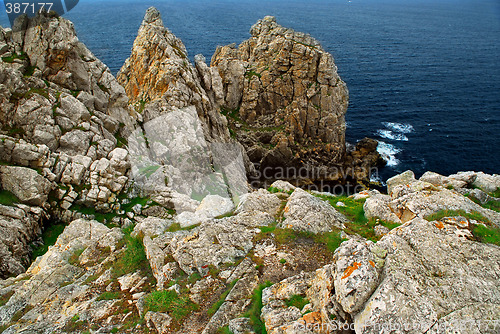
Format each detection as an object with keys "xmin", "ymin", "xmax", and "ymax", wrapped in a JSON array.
[
  {"xmin": 377, "ymin": 141, "xmax": 401, "ymax": 167},
  {"xmin": 376, "ymin": 129, "xmax": 409, "ymax": 141},
  {"xmin": 383, "ymin": 122, "xmax": 415, "ymax": 134}
]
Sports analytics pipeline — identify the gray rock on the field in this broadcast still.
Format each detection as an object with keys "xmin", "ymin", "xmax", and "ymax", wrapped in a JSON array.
[
  {"xmin": 235, "ymin": 189, "xmax": 282, "ymax": 217},
  {"xmin": 0, "ymin": 166, "xmax": 53, "ymax": 206},
  {"xmin": 386, "ymin": 170, "xmax": 416, "ymax": 195},
  {"xmin": 279, "ymin": 188, "xmax": 346, "ymax": 233},
  {"xmin": 353, "ymin": 217, "xmax": 500, "ymax": 333},
  {"xmin": 144, "ymin": 311, "xmax": 172, "ymax": 334}
]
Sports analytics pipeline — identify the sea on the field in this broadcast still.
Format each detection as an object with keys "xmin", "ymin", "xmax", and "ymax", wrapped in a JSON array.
[{"xmin": 1, "ymin": 0, "xmax": 499, "ymax": 182}]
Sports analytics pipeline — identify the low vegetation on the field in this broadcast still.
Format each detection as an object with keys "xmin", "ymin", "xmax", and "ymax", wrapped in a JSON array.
[
  {"xmin": 112, "ymin": 226, "xmax": 153, "ymax": 281},
  {"xmin": 472, "ymin": 224, "xmax": 500, "ymax": 246},
  {"xmin": 315, "ymin": 194, "xmax": 401, "ymax": 242},
  {"xmin": 143, "ymin": 290, "xmax": 198, "ymax": 324},
  {"xmin": 285, "ymin": 294, "xmax": 309, "ymax": 310},
  {"xmin": 0, "ymin": 190, "xmax": 20, "ymax": 206},
  {"xmin": 244, "ymin": 281, "xmax": 273, "ymax": 334},
  {"xmin": 208, "ymin": 279, "xmax": 239, "ymax": 316},
  {"xmin": 31, "ymin": 222, "xmax": 66, "ymax": 260},
  {"xmin": 424, "ymin": 209, "xmax": 490, "ymax": 223}
]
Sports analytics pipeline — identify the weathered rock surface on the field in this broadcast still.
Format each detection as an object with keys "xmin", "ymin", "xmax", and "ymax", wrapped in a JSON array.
[
  {"xmin": 117, "ymin": 7, "xmax": 229, "ymax": 143},
  {"xmin": 212, "ymin": 16, "xmax": 348, "ymax": 172},
  {"xmin": 0, "ymin": 204, "xmax": 45, "ymax": 277},
  {"xmin": 279, "ymin": 188, "xmax": 346, "ymax": 233}
]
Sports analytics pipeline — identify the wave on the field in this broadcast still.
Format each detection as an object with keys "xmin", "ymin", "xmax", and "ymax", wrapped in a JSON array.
[
  {"xmin": 382, "ymin": 122, "xmax": 414, "ymax": 134},
  {"xmin": 376, "ymin": 129, "xmax": 409, "ymax": 141},
  {"xmin": 377, "ymin": 141, "xmax": 401, "ymax": 167}
]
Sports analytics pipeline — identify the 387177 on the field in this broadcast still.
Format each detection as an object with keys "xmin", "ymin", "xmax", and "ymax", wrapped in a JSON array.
[{"xmin": 5, "ymin": 2, "xmax": 53, "ymax": 14}]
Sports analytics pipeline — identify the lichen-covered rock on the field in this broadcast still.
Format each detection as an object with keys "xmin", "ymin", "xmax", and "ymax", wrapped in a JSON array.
[
  {"xmin": 212, "ymin": 16, "xmax": 348, "ymax": 173},
  {"xmin": 363, "ymin": 190, "xmax": 401, "ymax": 224},
  {"xmin": 386, "ymin": 170, "xmax": 416, "ymax": 195},
  {"xmin": 333, "ymin": 239, "xmax": 381, "ymax": 314},
  {"xmin": 354, "ymin": 217, "xmax": 500, "ymax": 333},
  {"xmin": 279, "ymin": 188, "xmax": 346, "ymax": 233},
  {"xmin": 117, "ymin": 7, "xmax": 229, "ymax": 143}
]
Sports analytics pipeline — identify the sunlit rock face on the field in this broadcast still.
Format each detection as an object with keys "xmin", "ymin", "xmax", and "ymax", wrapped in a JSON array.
[{"xmin": 127, "ymin": 106, "xmax": 249, "ymax": 215}]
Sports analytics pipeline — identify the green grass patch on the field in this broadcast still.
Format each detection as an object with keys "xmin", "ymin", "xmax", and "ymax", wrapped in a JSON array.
[
  {"xmin": 315, "ymin": 194, "xmax": 400, "ymax": 242},
  {"xmin": 267, "ymin": 186, "xmax": 293, "ymax": 195},
  {"xmin": 144, "ymin": 290, "xmax": 198, "ymax": 322},
  {"xmin": 112, "ymin": 226, "xmax": 154, "ymax": 281},
  {"xmin": 217, "ymin": 326, "xmax": 234, "ymax": 334},
  {"xmin": 472, "ymin": 224, "xmax": 500, "ymax": 246},
  {"xmin": 285, "ymin": 295, "xmax": 309, "ymax": 310},
  {"xmin": 257, "ymin": 223, "xmax": 346, "ymax": 252},
  {"xmin": 490, "ymin": 188, "xmax": 500, "ymax": 198},
  {"xmin": 0, "ymin": 189, "xmax": 20, "ymax": 206},
  {"xmin": 0, "ymin": 291, "xmax": 14, "ymax": 307},
  {"xmin": 70, "ymin": 204, "xmax": 118, "ymax": 224},
  {"xmin": 208, "ymin": 279, "xmax": 238, "ymax": 316},
  {"xmin": 1, "ymin": 52, "xmax": 27, "ymax": 63},
  {"xmin": 167, "ymin": 222, "xmax": 200, "ymax": 232},
  {"xmin": 24, "ymin": 87, "xmax": 50, "ymax": 100},
  {"xmin": 465, "ymin": 193, "xmax": 500, "ymax": 213},
  {"xmin": 68, "ymin": 248, "xmax": 84, "ymax": 265},
  {"xmin": 138, "ymin": 165, "xmax": 161, "ymax": 178},
  {"xmin": 425, "ymin": 210, "xmax": 490, "ymax": 223},
  {"xmin": 97, "ymin": 291, "xmax": 121, "ymax": 301},
  {"xmin": 244, "ymin": 281, "xmax": 273, "ymax": 334},
  {"xmin": 63, "ymin": 314, "xmax": 88, "ymax": 332},
  {"xmin": 31, "ymin": 222, "xmax": 66, "ymax": 260}
]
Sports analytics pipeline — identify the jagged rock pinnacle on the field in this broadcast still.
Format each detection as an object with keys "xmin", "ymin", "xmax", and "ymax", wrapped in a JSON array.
[{"xmin": 142, "ymin": 6, "xmax": 163, "ymax": 26}]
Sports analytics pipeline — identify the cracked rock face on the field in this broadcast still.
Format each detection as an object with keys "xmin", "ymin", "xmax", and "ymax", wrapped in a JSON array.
[{"xmin": 212, "ymin": 15, "xmax": 349, "ymax": 172}]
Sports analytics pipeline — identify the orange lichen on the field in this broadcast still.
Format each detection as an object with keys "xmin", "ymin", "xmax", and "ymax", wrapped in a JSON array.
[
  {"xmin": 435, "ymin": 221, "xmax": 444, "ymax": 229},
  {"xmin": 369, "ymin": 260, "xmax": 375, "ymax": 268},
  {"xmin": 341, "ymin": 262, "xmax": 361, "ymax": 279},
  {"xmin": 301, "ymin": 311, "xmax": 322, "ymax": 325}
]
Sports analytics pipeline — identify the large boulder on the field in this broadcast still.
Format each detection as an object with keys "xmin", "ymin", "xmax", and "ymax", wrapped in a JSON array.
[
  {"xmin": 279, "ymin": 188, "xmax": 346, "ymax": 233},
  {"xmin": 117, "ymin": 7, "xmax": 229, "ymax": 143},
  {"xmin": 0, "ymin": 166, "xmax": 52, "ymax": 206}
]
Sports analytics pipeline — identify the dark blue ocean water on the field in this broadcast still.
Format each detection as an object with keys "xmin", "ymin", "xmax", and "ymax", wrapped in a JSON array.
[{"xmin": 2, "ymin": 0, "xmax": 499, "ymax": 181}]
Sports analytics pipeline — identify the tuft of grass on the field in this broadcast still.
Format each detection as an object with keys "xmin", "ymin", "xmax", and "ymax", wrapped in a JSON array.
[
  {"xmin": 481, "ymin": 201, "xmax": 500, "ymax": 212},
  {"xmin": 315, "ymin": 194, "xmax": 401, "ymax": 242},
  {"xmin": 244, "ymin": 281, "xmax": 273, "ymax": 334},
  {"xmin": 425, "ymin": 210, "xmax": 490, "ymax": 223},
  {"xmin": 0, "ymin": 189, "xmax": 20, "ymax": 206},
  {"xmin": 208, "ymin": 279, "xmax": 238, "ymax": 316},
  {"xmin": 68, "ymin": 248, "xmax": 85, "ymax": 266},
  {"xmin": 217, "ymin": 326, "xmax": 234, "ymax": 334},
  {"xmin": 70, "ymin": 204, "xmax": 118, "ymax": 224},
  {"xmin": 143, "ymin": 290, "xmax": 198, "ymax": 322},
  {"xmin": 63, "ymin": 314, "xmax": 88, "ymax": 332},
  {"xmin": 285, "ymin": 295, "xmax": 309, "ymax": 310},
  {"xmin": 167, "ymin": 222, "xmax": 199, "ymax": 233},
  {"xmin": 490, "ymin": 188, "xmax": 500, "ymax": 198},
  {"xmin": 1, "ymin": 52, "xmax": 27, "ymax": 63},
  {"xmin": 112, "ymin": 227, "xmax": 153, "ymax": 281},
  {"xmin": 31, "ymin": 223, "xmax": 66, "ymax": 260},
  {"xmin": 97, "ymin": 291, "xmax": 121, "ymax": 301},
  {"xmin": 257, "ymin": 223, "xmax": 346, "ymax": 252},
  {"xmin": 279, "ymin": 258, "xmax": 286, "ymax": 264},
  {"xmin": 472, "ymin": 224, "xmax": 500, "ymax": 246}
]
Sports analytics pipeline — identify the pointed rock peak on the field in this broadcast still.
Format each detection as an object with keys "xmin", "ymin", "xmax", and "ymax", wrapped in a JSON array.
[{"xmin": 142, "ymin": 7, "xmax": 163, "ymax": 26}]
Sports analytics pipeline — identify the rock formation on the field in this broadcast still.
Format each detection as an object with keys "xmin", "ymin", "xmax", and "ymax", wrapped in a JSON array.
[
  {"xmin": 0, "ymin": 12, "xmax": 137, "ymax": 277},
  {"xmin": 0, "ymin": 7, "xmax": 498, "ymax": 334},
  {"xmin": 211, "ymin": 16, "xmax": 382, "ymax": 184}
]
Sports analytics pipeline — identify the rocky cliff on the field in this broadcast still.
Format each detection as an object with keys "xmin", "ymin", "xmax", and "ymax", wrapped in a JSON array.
[
  {"xmin": 212, "ymin": 16, "xmax": 349, "ymax": 173},
  {"xmin": 0, "ymin": 8, "xmax": 499, "ymax": 334}
]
